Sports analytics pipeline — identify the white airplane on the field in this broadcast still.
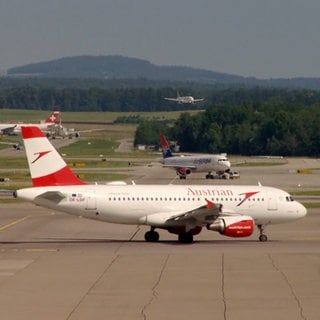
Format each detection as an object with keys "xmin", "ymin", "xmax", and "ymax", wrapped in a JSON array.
[
  {"xmin": 14, "ymin": 126, "xmax": 307, "ymax": 243},
  {"xmin": 164, "ymin": 91, "xmax": 204, "ymax": 104},
  {"xmin": 0, "ymin": 111, "xmax": 60, "ymax": 136},
  {"xmin": 160, "ymin": 134, "xmax": 231, "ymax": 179}
]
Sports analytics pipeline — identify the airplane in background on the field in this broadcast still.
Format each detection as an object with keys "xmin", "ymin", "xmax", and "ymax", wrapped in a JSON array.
[
  {"xmin": 0, "ymin": 111, "xmax": 60, "ymax": 136},
  {"xmin": 14, "ymin": 126, "xmax": 307, "ymax": 243},
  {"xmin": 164, "ymin": 91, "xmax": 204, "ymax": 104},
  {"xmin": 159, "ymin": 134, "xmax": 231, "ymax": 179}
]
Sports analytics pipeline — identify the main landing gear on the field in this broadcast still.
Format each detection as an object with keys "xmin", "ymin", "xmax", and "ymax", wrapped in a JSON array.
[
  {"xmin": 258, "ymin": 224, "xmax": 268, "ymax": 242},
  {"xmin": 144, "ymin": 227, "xmax": 194, "ymax": 243},
  {"xmin": 205, "ymin": 172, "xmax": 214, "ymax": 179},
  {"xmin": 144, "ymin": 227, "xmax": 159, "ymax": 242}
]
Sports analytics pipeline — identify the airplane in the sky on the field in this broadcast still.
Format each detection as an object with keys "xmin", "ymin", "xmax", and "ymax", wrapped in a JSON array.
[
  {"xmin": 164, "ymin": 91, "xmax": 204, "ymax": 104},
  {"xmin": 159, "ymin": 134, "xmax": 231, "ymax": 179},
  {"xmin": 0, "ymin": 111, "xmax": 60, "ymax": 136},
  {"xmin": 14, "ymin": 126, "xmax": 307, "ymax": 244}
]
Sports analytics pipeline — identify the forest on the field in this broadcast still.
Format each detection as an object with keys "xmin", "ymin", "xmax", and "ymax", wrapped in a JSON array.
[
  {"xmin": 134, "ymin": 103, "xmax": 320, "ymax": 157},
  {"xmin": 1, "ymin": 85, "xmax": 320, "ymax": 112},
  {"xmin": 1, "ymin": 84, "xmax": 320, "ymax": 156}
]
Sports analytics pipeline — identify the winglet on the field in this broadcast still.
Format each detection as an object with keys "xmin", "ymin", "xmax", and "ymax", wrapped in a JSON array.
[
  {"xmin": 22, "ymin": 126, "xmax": 86, "ymax": 187},
  {"xmin": 205, "ymin": 199, "xmax": 214, "ymax": 209}
]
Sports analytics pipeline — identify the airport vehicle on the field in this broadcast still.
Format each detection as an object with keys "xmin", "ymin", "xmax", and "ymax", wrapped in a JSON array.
[
  {"xmin": 160, "ymin": 134, "xmax": 231, "ymax": 179},
  {"xmin": 15, "ymin": 126, "xmax": 307, "ymax": 243},
  {"xmin": 0, "ymin": 111, "xmax": 60, "ymax": 136},
  {"xmin": 164, "ymin": 91, "xmax": 204, "ymax": 104}
]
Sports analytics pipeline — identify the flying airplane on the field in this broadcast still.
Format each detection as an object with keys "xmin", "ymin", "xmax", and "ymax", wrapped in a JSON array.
[
  {"xmin": 0, "ymin": 111, "xmax": 60, "ymax": 136},
  {"xmin": 160, "ymin": 134, "xmax": 231, "ymax": 179},
  {"xmin": 14, "ymin": 126, "xmax": 307, "ymax": 243},
  {"xmin": 164, "ymin": 91, "xmax": 204, "ymax": 104}
]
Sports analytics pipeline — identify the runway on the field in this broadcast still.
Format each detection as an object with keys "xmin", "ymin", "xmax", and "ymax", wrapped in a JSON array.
[{"xmin": 0, "ymin": 158, "xmax": 320, "ymax": 320}]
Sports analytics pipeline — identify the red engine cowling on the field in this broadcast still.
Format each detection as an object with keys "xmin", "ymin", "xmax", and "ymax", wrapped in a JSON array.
[
  {"xmin": 207, "ymin": 215, "xmax": 254, "ymax": 238},
  {"xmin": 177, "ymin": 167, "xmax": 192, "ymax": 176}
]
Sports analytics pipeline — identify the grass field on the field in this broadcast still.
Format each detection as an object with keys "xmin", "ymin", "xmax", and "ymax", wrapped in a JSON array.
[{"xmin": 0, "ymin": 108, "xmax": 203, "ymax": 122}]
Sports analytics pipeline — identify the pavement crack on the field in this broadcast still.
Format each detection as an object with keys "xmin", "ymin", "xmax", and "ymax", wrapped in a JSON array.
[
  {"xmin": 268, "ymin": 254, "xmax": 308, "ymax": 320},
  {"xmin": 221, "ymin": 253, "xmax": 227, "ymax": 320},
  {"xmin": 66, "ymin": 254, "xmax": 120, "ymax": 320},
  {"xmin": 141, "ymin": 254, "xmax": 170, "ymax": 320}
]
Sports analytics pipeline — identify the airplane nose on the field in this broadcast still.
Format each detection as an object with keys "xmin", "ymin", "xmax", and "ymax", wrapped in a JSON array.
[{"xmin": 297, "ymin": 202, "xmax": 307, "ymax": 219}]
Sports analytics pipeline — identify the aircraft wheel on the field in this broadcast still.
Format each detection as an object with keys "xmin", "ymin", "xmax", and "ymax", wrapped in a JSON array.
[
  {"xmin": 145, "ymin": 230, "xmax": 159, "ymax": 242},
  {"xmin": 178, "ymin": 232, "xmax": 193, "ymax": 244},
  {"xmin": 259, "ymin": 234, "xmax": 268, "ymax": 242},
  {"xmin": 179, "ymin": 176, "xmax": 186, "ymax": 180},
  {"xmin": 258, "ymin": 224, "xmax": 268, "ymax": 242}
]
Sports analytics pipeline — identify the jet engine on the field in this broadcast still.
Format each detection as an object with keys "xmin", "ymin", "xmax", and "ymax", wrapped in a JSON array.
[
  {"xmin": 177, "ymin": 167, "xmax": 192, "ymax": 176},
  {"xmin": 207, "ymin": 215, "xmax": 254, "ymax": 238}
]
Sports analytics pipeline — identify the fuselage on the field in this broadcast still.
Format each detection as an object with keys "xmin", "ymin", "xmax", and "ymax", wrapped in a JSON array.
[
  {"xmin": 16, "ymin": 184, "xmax": 306, "ymax": 227},
  {"xmin": 161, "ymin": 154, "xmax": 231, "ymax": 173}
]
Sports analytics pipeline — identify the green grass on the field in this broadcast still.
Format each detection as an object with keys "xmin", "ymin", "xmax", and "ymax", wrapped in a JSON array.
[
  {"xmin": 0, "ymin": 109, "xmax": 203, "ymax": 123},
  {"xmin": 0, "ymin": 158, "xmax": 28, "ymax": 169},
  {"xmin": 59, "ymin": 140, "xmax": 119, "ymax": 157},
  {"xmin": 76, "ymin": 172, "xmax": 129, "ymax": 182},
  {"xmin": 68, "ymin": 159, "xmax": 142, "ymax": 168},
  {"xmin": 291, "ymin": 190, "xmax": 320, "ymax": 196},
  {"xmin": 301, "ymin": 202, "xmax": 320, "ymax": 208}
]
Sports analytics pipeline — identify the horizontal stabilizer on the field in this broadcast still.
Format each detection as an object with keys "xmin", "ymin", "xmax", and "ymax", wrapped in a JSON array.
[{"xmin": 35, "ymin": 191, "xmax": 66, "ymax": 203}]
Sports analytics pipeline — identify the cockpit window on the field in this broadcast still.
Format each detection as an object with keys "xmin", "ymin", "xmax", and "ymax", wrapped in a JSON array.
[{"xmin": 286, "ymin": 196, "xmax": 294, "ymax": 202}]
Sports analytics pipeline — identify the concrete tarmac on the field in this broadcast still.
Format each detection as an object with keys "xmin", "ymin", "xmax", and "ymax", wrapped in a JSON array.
[{"xmin": 0, "ymin": 158, "xmax": 320, "ymax": 320}]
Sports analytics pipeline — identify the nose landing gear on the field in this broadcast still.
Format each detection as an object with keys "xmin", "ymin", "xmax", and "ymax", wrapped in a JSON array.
[{"xmin": 258, "ymin": 224, "xmax": 268, "ymax": 242}]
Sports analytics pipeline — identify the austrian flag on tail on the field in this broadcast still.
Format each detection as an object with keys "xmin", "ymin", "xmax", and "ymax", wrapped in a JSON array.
[{"xmin": 21, "ymin": 126, "xmax": 86, "ymax": 187}]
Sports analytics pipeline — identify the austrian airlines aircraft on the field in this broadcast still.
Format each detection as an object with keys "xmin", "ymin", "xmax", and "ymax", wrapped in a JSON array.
[
  {"xmin": 15, "ymin": 126, "xmax": 307, "ymax": 243},
  {"xmin": 160, "ymin": 134, "xmax": 231, "ymax": 179},
  {"xmin": 0, "ymin": 111, "xmax": 60, "ymax": 135}
]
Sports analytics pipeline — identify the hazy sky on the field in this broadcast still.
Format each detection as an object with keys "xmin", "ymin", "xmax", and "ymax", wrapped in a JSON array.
[{"xmin": 1, "ymin": 0, "xmax": 320, "ymax": 78}]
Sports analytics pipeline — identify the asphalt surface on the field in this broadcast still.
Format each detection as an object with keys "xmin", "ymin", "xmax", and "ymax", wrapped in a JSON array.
[{"xmin": 0, "ymin": 157, "xmax": 320, "ymax": 320}]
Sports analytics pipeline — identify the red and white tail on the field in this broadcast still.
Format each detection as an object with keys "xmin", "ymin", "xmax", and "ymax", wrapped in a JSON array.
[
  {"xmin": 44, "ymin": 111, "xmax": 60, "ymax": 124},
  {"xmin": 21, "ymin": 126, "xmax": 86, "ymax": 187}
]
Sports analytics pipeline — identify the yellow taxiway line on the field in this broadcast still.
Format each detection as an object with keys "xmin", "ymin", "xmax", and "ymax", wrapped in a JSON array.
[{"xmin": 0, "ymin": 216, "xmax": 31, "ymax": 232}]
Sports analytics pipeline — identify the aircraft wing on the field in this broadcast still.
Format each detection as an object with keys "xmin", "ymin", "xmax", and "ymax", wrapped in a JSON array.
[
  {"xmin": 193, "ymin": 99, "xmax": 204, "ymax": 102},
  {"xmin": 167, "ymin": 200, "xmax": 220, "ymax": 224},
  {"xmin": 164, "ymin": 98, "xmax": 178, "ymax": 102},
  {"xmin": 0, "ymin": 125, "xmax": 17, "ymax": 135},
  {"xmin": 145, "ymin": 200, "xmax": 222, "ymax": 226},
  {"xmin": 162, "ymin": 163, "xmax": 197, "ymax": 169}
]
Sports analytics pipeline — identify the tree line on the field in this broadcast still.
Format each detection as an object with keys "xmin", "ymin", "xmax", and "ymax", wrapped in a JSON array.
[
  {"xmin": 134, "ymin": 103, "xmax": 320, "ymax": 157},
  {"xmin": 1, "ymin": 86, "xmax": 320, "ymax": 112}
]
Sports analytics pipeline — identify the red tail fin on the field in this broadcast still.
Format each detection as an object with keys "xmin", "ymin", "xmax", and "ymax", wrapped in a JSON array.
[
  {"xmin": 160, "ymin": 134, "xmax": 172, "ymax": 158},
  {"xmin": 22, "ymin": 126, "xmax": 86, "ymax": 186},
  {"xmin": 45, "ymin": 111, "xmax": 60, "ymax": 124}
]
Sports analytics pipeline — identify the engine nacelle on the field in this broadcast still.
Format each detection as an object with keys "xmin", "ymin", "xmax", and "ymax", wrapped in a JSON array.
[
  {"xmin": 207, "ymin": 215, "xmax": 254, "ymax": 238},
  {"xmin": 177, "ymin": 167, "xmax": 192, "ymax": 176}
]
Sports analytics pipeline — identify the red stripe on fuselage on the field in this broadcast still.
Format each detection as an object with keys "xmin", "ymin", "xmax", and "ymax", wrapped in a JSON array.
[
  {"xmin": 32, "ymin": 166, "xmax": 86, "ymax": 187},
  {"xmin": 22, "ymin": 126, "xmax": 45, "ymax": 139}
]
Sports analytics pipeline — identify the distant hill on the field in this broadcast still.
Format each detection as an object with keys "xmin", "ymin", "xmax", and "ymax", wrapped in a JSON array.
[{"xmin": 6, "ymin": 55, "xmax": 320, "ymax": 89}]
